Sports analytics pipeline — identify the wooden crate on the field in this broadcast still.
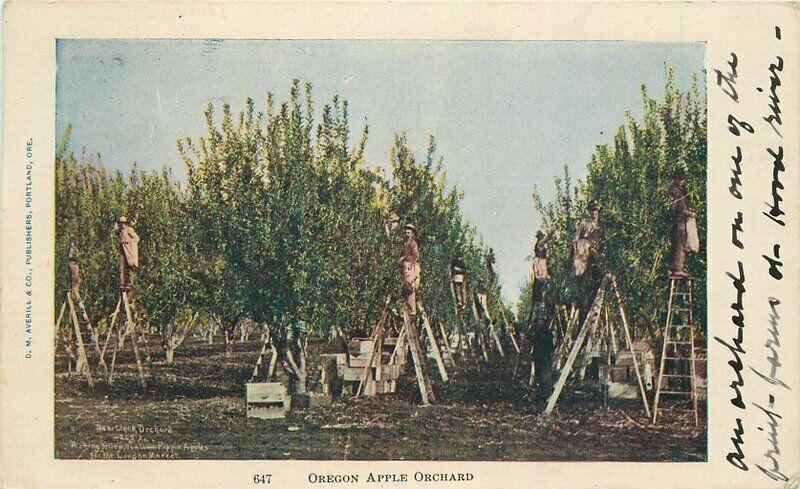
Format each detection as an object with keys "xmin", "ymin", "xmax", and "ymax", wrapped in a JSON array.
[
  {"xmin": 293, "ymin": 391, "xmax": 333, "ymax": 408},
  {"xmin": 362, "ymin": 379, "xmax": 394, "ymax": 396},
  {"xmin": 321, "ymin": 349, "xmax": 402, "ymax": 397},
  {"xmin": 599, "ymin": 365, "xmax": 639, "ymax": 399},
  {"xmin": 245, "ymin": 382, "xmax": 291, "ymax": 419},
  {"xmin": 348, "ymin": 337, "xmax": 375, "ymax": 354}
]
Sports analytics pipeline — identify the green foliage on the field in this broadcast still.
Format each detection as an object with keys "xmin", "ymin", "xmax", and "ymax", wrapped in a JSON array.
[
  {"xmin": 386, "ymin": 133, "xmax": 496, "ymax": 327},
  {"xmin": 56, "ymin": 80, "xmax": 503, "ymax": 347},
  {"xmin": 521, "ymin": 70, "xmax": 707, "ymax": 339},
  {"xmin": 56, "ymin": 126, "xmax": 127, "ymax": 330},
  {"xmin": 56, "ymin": 128, "xmax": 201, "ymax": 340}
]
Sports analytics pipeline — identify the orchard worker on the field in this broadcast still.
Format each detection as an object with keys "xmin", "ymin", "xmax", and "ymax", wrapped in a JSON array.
[
  {"xmin": 532, "ymin": 230, "xmax": 551, "ymax": 281},
  {"xmin": 667, "ymin": 168, "xmax": 698, "ymax": 278},
  {"xmin": 572, "ymin": 200, "xmax": 600, "ymax": 278},
  {"xmin": 474, "ymin": 281, "xmax": 492, "ymax": 328},
  {"xmin": 530, "ymin": 313, "xmax": 555, "ymax": 400},
  {"xmin": 116, "ymin": 216, "xmax": 140, "ymax": 291},
  {"xmin": 485, "ymin": 248, "xmax": 497, "ymax": 285},
  {"xmin": 531, "ymin": 230, "xmax": 551, "ymax": 304},
  {"xmin": 67, "ymin": 242, "xmax": 81, "ymax": 298},
  {"xmin": 398, "ymin": 223, "xmax": 421, "ymax": 317},
  {"xmin": 450, "ymin": 253, "xmax": 467, "ymax": 310},
  {"xmin": 572, "ymin": 201, "xmax": 602, "ymax": 320}
]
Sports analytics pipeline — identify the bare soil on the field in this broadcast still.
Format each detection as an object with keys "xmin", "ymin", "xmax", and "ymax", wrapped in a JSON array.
[{"xmin": 54, "ymin": 340, "xmax": 706, "ymax": 461}]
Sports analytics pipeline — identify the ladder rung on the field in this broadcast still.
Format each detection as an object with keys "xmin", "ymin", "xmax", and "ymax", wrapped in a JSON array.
[
  {"xmin": 658, "ymin": 390, "xmax": 693, "ymax": 395},
  {"xmin": 667, "ymin": 341, "xmax": 693, "ymax": 345},
  {"xmin": 662, "ymin": 373, "xmax": 693, "ymax": 378},
  {"xmin": 663, "ymin": 356, "xmax": 695, "ymax": 360},
  {"xmin": 668, "ymin": 324, "xmax": 693, "ymax": 328}
]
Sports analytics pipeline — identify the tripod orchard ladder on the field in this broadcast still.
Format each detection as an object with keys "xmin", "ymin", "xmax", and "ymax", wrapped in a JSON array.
[
  {"xmin": 355, "ymin": 308, "xmax": 390, "ymax": 397},
  {"xmin": 498, "ymin": 305, "xmax": 520, "ymax": 354},
  {"xmin": 544, "ymin": 274, "xmax": 650, "ymax": 417},
  {"xmin": 55, "ymin": 289, "xmax": 95, "ymax": 386},
  {"xmin": 108, "ymin": 290, "xmax": 148, "ymax": 390},
  {"xmin": 652, "ymin": 277, "xmax": 699, "ymax": 425},
  {"xmin": 402, "ymin": 305, "xmax": 437, "ymax": 405},
  {"xmin": 419, "ymin": 304, "xmax": 449, "ymax": 382},
  {"xmin": 356, "ymin": 298, "xmax": 437, "ymax": 405},
  {"xmin": 544, "ymin": 275, "xmax": 609, "ymax": 415},
  {"xmin": 449, "ymin": 275, "xmax": 481, "ymax": 369}
]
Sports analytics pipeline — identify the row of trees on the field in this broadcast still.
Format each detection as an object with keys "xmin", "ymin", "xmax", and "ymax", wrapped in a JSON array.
[
  {"xmin": 56, "ymin": 81, "xmax": 506, "ymax": 380},
  {"xmin": 518, "ymin": 70, "xmax": 707, "ymax": 341}
]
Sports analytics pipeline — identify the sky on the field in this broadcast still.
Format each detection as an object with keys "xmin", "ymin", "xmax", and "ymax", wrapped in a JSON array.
[{"xmin": 56, "ymin": 39, "xmax": 705, "ymax": 304}]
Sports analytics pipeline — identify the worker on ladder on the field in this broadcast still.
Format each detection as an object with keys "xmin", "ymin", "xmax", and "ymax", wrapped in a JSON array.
[
  {"xmin": 68, "ymin": 242, "xmax": 81, "ymax": 298},
  {"xmin": 485, "ymin": 248, "xmax": 497, "ymax": 286},
  {"xmin": 474, "ymin": 281, "xmax": 492, "ymax": 328},
  {"xmin": 450, "ymin": 253, "xmax": 467, "ymax": 310},
  {"xmin": 532, "ymin": 230, "xmax": 551, "ymax": 304},
  {"xmin": 572, "ymin": 201, "xmax": 600, "ymax": 278},
  {"xmin": 667, "ymin": 167, "xmax": 698, "ymax": 279},
  {"xmin": 399, "ymin": 222, "xmax": 421, "ymax": 318},
  {"xmin": 572, "ymin": 200, "xmax": 601, "ymax": 321},
  {"xmin": 652, "ymin": 167, "xmax": 701, "ymax": 424},
  {"xmin": 116, "ymin": 216, "xmax": 140, "ymax": 291}
]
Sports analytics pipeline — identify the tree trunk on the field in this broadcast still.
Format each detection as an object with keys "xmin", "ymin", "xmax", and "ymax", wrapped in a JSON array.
[
  {"xmin": 165, "ymin": 346, "xmax": 175, "ymax": 363},
  {"xmin": 293, "ymin": 372, "xmax": 308, "ymax": 395},
  {"xmin": 285, "ymin": 338, "xmax": 308, "ymax": 395}
]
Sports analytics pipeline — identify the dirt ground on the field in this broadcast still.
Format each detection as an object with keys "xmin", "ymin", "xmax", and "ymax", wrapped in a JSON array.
[{"xmin": 55, "ymin": 339, "xmax": 706, "ymax": 461}]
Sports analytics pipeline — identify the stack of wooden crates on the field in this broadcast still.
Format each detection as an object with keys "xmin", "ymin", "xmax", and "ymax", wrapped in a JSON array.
[
  {"xmin": 598, "ymin": 340, "xmax": 655, "ymax": 399},
  {"xmin": 320, "ymin": 337, "xmax": 403, "ymax": 396}
]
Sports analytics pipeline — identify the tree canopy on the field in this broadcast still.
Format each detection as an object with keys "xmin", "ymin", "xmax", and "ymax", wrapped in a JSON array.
[
  {"xmin": 519, "ymin": 70, "xmax": 706, "ymax": 341},
  {"xmin": 56, "ymin": 80, "xmax": 503, "ymax": 349}
]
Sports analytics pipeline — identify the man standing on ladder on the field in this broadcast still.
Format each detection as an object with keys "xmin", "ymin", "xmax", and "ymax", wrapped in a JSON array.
[
  {"xmin": 474, "ymin": 282, "xmax": 492, "ymax": 328},
  {"xmin": 68, "ymin": 242, "xmax": 81, "ymax": 298},
  {"xmin": 113, "ymin": 215, "xmax": 148, "ymax": 390},
  {"xmin": 529, "ymin": 230, "xmax": 555, "ymax": 384},
  {"xmin": 652, "ymin": 167, "xmax": 700, "ymax": 424},
  {"xmin": 667, "ymin": 168, "xmax": 697, "ymax": 279},
  {"xmin": 117, "ymin": 216, "xmax": 140, "ymax": 291},
  {"xmin": 450, "ymin": 253, "xmax": 467, "ymax": 310},
  {"xmin": 397, "ymin": 222, "xmax": 436, "ymax": 405},
  {"xmin": 572, "ymin": 201, "xmax": 600, "ymax": 278},
  {"xmin": 572, "ymin": 201, "xmax": 601, "ymax": 320},
  {"xmin": 532, "ymin": 230, "xmax": 551, "ymax": 304},
  {"xmin": 399, "ymin": 223, "xmax": 421, "ymax": 318},
  {"xmin": 485, "ymin": 248, "xmax": 497, "ymax": 286}
]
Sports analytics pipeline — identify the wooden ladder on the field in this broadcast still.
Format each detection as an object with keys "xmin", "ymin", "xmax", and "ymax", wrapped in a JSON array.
[
  {"xmin": 544, "ymin": 275, "xmax": 609, "ymax": 415},
  {"xmin": 108, "ymin": 291, "xmax": 148, "ymax": 390},
  {"xmin": 449, "ymin": 278, "xmax": 477, "ymax": 368},
  {"xmin": 402, "ymin": 308, "xmax": 436, "ymax": 405},
  {"xmin": 58, "ymin": 291, "xmax": 95, "ymax": 386},
  {"xmin": 356, "ymin": 309, "xmax": 390, "ymax": 397},
  {"xmin": 652, "ymin": 277, "xmax": 699, "ymax": 425}
]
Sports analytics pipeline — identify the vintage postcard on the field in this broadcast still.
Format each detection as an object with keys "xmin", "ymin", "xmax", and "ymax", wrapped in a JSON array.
[{"xmin": 1, "ymin": 2, "xmax": 798, "ymax": 488}]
